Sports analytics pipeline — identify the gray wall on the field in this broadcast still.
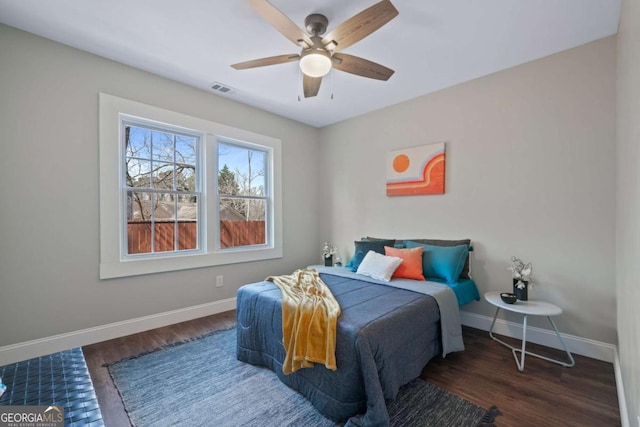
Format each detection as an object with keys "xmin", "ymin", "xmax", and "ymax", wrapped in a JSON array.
[
  {"xmin": 319, "ymin": 37, "xmax": 617, "ymax": 344},
  {"xmin": 616, "ymin": 0, "xmax": 640, "ymax": 424},
  {"xmin": 0, "ymin": 24, "xmax": 321, "ymax": 346}
]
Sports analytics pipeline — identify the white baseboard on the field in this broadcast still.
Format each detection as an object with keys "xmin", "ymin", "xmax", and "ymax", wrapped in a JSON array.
[
  {"xmin": 613, "ymin": 347, "xmax": 630, "ymax": 427},
  {"xmin": 459, "ymin": 310, "xmax": 616, "ymax": 363},
  {"xmin": 0, "ymin": 298, "xmax": 237, "ymax": 366}
]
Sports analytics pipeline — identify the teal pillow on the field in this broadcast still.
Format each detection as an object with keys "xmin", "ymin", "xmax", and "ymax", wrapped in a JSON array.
[
  {"xmin": 346, "ymin": 239, "xmax": 395, "ymax": 272},
  {"xmin": 404, "ymin": 241, "xmax": 469, "ymax": 284},
  {"xmin": 404, "ymin": 238, "xmax": 472, "ymax": 279}
]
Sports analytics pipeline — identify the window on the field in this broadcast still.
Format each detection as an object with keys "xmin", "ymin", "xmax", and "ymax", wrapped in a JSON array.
[
  {"xmin": 99, "ymin": 94, "xmax": 282, "ymax": 279},
  {"xmin": 217, "ymin": 140, "xmax": 269, "ymax": 249},
  {"xmin": 124, "ymin": 122, "xmax": 200, "ymax": 256}
]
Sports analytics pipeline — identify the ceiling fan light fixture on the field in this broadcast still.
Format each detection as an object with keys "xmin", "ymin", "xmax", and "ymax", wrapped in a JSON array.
[
  {"xmin": 232, "ymin": 0, "xmax": 399, "ymax": 97},
  {"xmin": 299, "ymin": 50, "xmax": 332, "ymax": 77}
]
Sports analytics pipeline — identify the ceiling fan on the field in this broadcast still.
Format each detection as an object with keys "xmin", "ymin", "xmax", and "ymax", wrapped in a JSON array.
[{"xmin": 231, "ymin": 0, "xmax": 399, "ymax": 98}]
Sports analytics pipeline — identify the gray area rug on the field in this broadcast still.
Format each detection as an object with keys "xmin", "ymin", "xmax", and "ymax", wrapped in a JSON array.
[{"xmin": 108, "ymin": 328, "xmax": 499, "ymax": 427}]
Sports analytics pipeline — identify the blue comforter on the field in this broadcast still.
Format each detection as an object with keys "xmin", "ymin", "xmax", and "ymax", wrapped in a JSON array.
[{"xmin": 236, "ymin": 271, "xmax": 464, "ymax": 426}]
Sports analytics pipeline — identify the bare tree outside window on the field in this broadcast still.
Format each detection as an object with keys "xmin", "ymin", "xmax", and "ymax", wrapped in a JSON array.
[{"xmin": 234, "ymin": 150, "xmax": 266, "ymax": 221}]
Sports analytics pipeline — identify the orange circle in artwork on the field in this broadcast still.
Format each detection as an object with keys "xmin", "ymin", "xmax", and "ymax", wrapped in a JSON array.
[{"xmin": 393, "ymin": 154, "xmax": 410, "ymax": 173}]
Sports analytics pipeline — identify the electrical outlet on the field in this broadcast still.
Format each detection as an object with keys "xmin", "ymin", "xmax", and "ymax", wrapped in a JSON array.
[{"xmin": 216, "ymin": 275, "xmax": 224, "ymax": 288}]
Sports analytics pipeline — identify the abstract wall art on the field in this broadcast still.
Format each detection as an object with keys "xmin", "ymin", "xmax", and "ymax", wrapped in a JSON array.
[{"xmin": 386, "ymin": 142, "xmax": 445, "ymax": 196}]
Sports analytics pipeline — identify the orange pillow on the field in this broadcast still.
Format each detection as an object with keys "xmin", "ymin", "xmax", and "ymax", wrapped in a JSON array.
[{"xmin": 384, "ymin": 246, "xmax": 425, "ymax": 281}]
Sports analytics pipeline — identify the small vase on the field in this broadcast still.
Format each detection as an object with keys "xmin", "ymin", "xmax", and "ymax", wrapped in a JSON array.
[
  {"xmin": 513, "ymin": 279, "xmax": 528, "ymax": 301},
  {"xmin": 324, "ymin": 255, "xmax": 333, "ymax": 267}
]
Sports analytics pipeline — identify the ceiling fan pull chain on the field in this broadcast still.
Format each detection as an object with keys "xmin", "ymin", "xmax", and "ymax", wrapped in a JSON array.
[
  {"xmin": 298, "ymin": 68, "xmax": 302, "ymax": 102},
  {"xmin": 331, "ymin": 69, "xmax": 334, "ymax": 100}
]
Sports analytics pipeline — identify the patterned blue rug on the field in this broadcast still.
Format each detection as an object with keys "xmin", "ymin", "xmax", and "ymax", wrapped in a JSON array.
[{"xmin": 109, "ymin": 328, "xmax": 500, "ymax": 426}]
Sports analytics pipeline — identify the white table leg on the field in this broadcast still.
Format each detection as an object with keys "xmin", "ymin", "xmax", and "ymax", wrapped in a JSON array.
[
  {"xmin": 546, "ymin": 316, "xmax": 575, "ymax": 368},
  {"xmin": 489, "ymin": 307, "xmax": 524, "ymax": 368},
  {"xmin": 488, "ymin": 306, "xmax": 500, "ymax": 339},
  {"xmin": 513, "ymin": 314, "xmax": 528, "ymax": 371},
  {"xmin": 488, "ymin": 309, "xmax": 575, "ymax": 371}
]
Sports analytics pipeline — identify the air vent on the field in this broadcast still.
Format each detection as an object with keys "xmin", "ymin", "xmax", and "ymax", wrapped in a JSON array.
[{"xmin": 210, "ymin": 82, "xmax": 237, "ymax": 96}]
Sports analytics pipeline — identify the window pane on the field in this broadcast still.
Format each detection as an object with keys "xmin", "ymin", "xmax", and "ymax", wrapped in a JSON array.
[
  {"xmin": 244, "ymin": 150, "xmax": 266, "ymax": 197},
  {"xmin": 126, "ymin": 158, "xmax": 151, "ymax": 189},
  {"xmin": 154, "ymin": 193, "xmax": 176, "ymax": 252},
  {"xmin": 127, "ymin": 221, "xmax": 152, "ymax": 255},
  {"xmin": 153, "ymin": 162, "xmax": 174, "ymax": 190},
  {"xmin": 178, "ymin": 194, "xmax": 197, "ymax": 250},
  {"xmin": 218, "ymin": 143, "xmax": 266, "ymax": 197},
  {"xmin": 219, "ymin": 197, "xmax": 266, "ymax": 248},
  {"xmin": 127, "ymin": 191, "xmax": 152, "ymax": 254},
  {"xmin": 218, "ymin": 163, "xmax": 239, "ymax": 196},
  {"xmin": 176, "ymin": 164, "xmax": 196, "ymax": 192},
  {"xmin": 154, "ymin": 193, "xmax": 176, "ymax": 222},
  {"xmin": 243, "ymin": 198, "xmax": 265, "ymax": 221},
  {"xmin": 152, "ymin": 131, "xmax": 174, "ymax": 162},
  {"xmin": 127, "ymin": 191, "xmax": 152, "ymax": 222},
  {"xmin": 126, "ymin": 126, "xmax": 151, "ymax": 159},
  {"xmin": 176, "ymin": 135, "xmax": 196, "ymax": 165}
]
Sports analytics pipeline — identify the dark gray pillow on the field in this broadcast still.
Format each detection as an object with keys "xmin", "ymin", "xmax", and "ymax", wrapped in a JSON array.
[
  {"xmin": 346, "ymin": 239, "xmax": 396, "ymax": 272},
  {"xmin": 365, "ymin": 236, "xmax": 404, "ymax": 248}
]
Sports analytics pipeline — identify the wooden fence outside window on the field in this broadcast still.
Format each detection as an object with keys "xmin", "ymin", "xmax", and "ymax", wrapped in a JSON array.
[{"xmin": 127, "ymin": 221, "xmax": 265, "ymax": 254}]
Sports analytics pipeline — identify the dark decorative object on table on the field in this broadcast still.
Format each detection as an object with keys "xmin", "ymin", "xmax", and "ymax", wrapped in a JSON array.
[
  {"xmin": 500, "ymin": 292, "xmax": 517, "ymax": 304},
  {"xmin": 513, "ymin": 279, "xmax": 529, "ymax": 301},
  {"xmin": 322, "ymin": 242, "xmax": 337, "ymax": 267},
  {"xmin": 508, "ymin": 256, "xmax": 533, "ymax": 301}
]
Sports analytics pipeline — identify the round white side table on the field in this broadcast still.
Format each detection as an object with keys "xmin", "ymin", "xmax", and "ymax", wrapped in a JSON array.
[{"xmin": 484, "ymin": 291, "xmax": 575, "ymax": 372}]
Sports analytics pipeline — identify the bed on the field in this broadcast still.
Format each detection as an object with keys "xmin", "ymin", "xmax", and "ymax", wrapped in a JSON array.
[{"xmin": 237, "ymin": 255, "xmax": 480, "ymax": 426}]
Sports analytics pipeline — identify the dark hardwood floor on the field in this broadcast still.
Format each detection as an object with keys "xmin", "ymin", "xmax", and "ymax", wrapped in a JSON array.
[
  {"xmin": 84, "ymin": 311, "xmax": 620, "ymax": 427},
  {"xmin": 421, "ymin": 327, "xmax": 620, "ymax": 427}
]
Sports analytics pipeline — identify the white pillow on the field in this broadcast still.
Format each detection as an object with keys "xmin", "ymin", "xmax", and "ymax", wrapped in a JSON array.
[{"xmin": 356, "ymin": 250, "xmax": 403, "ymax": 282}]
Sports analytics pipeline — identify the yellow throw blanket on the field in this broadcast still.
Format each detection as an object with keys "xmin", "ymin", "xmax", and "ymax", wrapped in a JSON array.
[{"xmin": 267, "ymin": 269, "xmax": 341, "ymax": 374}]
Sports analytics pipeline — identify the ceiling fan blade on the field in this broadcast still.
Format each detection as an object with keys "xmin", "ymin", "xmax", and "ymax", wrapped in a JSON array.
[
  {"xmin": 303, "ymin": 75, "xmax": 322, "ymax": 98},
  {"xmin": 332, "ymin": 53, "xmax": 394, "ymax": 81},
  {"xmin": 322, "ymin": 0, "xmax": 398, "ymax": 53},
  {"xmin": 231, "ymin": 54, "xmax": 300, "ymax": 70},
  {"xmin": 249, "ymin": 0, "xmax": 313, "ymax": 47}
]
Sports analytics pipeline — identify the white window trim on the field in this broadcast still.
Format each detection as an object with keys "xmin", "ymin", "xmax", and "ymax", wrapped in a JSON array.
[{"xmin": 99, "ymin": 93, "xmax": 283, "ymax": 279}]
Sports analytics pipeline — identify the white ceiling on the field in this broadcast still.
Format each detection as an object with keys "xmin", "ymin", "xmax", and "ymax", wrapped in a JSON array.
[{"xmin": 0, "ymin": 0, "xmax": 621, "ymax": 128}]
